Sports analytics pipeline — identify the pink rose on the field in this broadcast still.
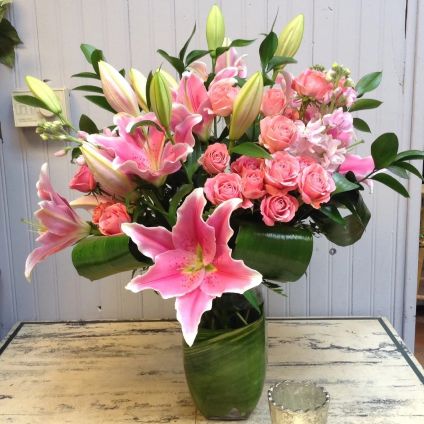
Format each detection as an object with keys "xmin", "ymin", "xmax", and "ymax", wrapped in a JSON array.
[
  {"xmin": 231, "ymin": 156, "xmax": 264, "ymax": 176},
  {"xmin": 241, "ymin": 169, "xmax": 266, "ymax": 200},
  {"xmin": 204, "ymin": 173, "xmax": 251, "ymax": 208},
  {"xmin": 208, "ymin": 79, "xmax": 239, "ymax": 117},
  {"xmin": 259, "ymin": 115, "xmax": 298, "ymax": 153},
  {"xmin": 298, "ymin": 163, "xmax": 336, "ymax": 209},
  {"xmin": 199, "ymin": 143, "xmax": 230, "ymax": 175},
  {"xmin": 292, "ymin": 69, "xmax": 333, "ymax": 102},
  {"xmin": 339, "ymin": 154, "xmax": 374, "ymax": 180},
  {"xmin": 260, "ymin": 194, "xmax": 299, "ymax": 226},
  {"xmin": 261, "ymin": 87, "xmax": 287, "ymax": 116},
  {"xmin": 69, "ymin": 165, "xmax": 96, "ymax": 193},
  {"xmin": 264, "ymin": 151, "xmax": 300, "ymax": 195},
  {"xmin": 93, "ymin": 202, "xmax": 131, "ymax": 236}
]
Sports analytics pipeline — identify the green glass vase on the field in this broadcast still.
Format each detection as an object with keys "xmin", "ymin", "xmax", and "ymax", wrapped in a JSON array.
[{"xmin": 183, "ymin": 291, "xmax": 266, "ymax": 420}]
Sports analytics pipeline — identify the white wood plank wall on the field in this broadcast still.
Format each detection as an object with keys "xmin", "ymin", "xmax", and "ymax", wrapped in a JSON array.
[{"xmin": 0, "ymin": 0, "xmax": 422, "ymax": 348}]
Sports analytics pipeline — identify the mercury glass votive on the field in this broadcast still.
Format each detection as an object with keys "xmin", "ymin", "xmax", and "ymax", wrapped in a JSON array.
[{"xmin": 268, "ymin": 381, "xmax": 330, "ymax": 424}]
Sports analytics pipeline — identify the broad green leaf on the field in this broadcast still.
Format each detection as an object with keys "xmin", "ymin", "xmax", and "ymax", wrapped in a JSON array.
[
  {"xmin": 168, "ymin": 184, "xmax": 193, "ymax": 226},
  {"xmin": 73, "ymin": 85, "xmax": 103, "ymax": 93},
  {"xmin": 355, "ymin": 71, "xmax": 382, "ymax": 97},
  {"xmin": 371, "ymin": 173, "xmax": 409, "ymax": 198},
  {"xmin": 234, "ymin": 222, "xmax": 313, "ymax": 281},
  {"xmin": 79, "ymin": 114, "xmax": 99, "ymax": 134},
  {"xmin": 319, "ymin": 205, "xmax": 345, "ymax": 225},
  {"xmin": 259, "ymin": 31, "xmax": 278, "ymax": 70},
  {"xmin": 333, "ymin": 172, "xmax": 360, "ymax": 194},
  {"xmin": 387, "ymin": 165, "xmax": 409, "ymax": 179},
  {"xmin": 266, "ymin": 56, "xmax": 296, "ymax": 73},
  {"xmin": 395, "ymin": 149, "xmax": 424, "ymax": 162},
  {"xmin": 90, "ymin": 49, "xmax": 104, "ymax": 75},
  {"xmin": 80, "ymin": 44, "xmax": 97, "ymax": 64},
  {"xmin": 349, "ymin": 98, "xmax": 382, "ymax": 112},
  {"xmin": 231, "ymin": 143, "xmax": 272, "ymax": 159},
  {"xmin": 14, "ymin": 95, "xmax": 47, "ymax": 109},
  {"xmin": 352, "ymin": 117, "xmax": 371, "ymax": 133},
  {"xmin": 72, "ymin": 71, "xmax": 100, "ymax": 79},
  {"xmin": 157, "ymin": 49, "xmax": 185, "ymax": 75},
  {"xmin": 230, "ymin": 38, "xmax": 256, "ymax": 47},
  {"xmin": 262, "ymin": 279, "xmax": 287, "ymax": 296},
  {"xmin": 371, "ymin": 132, "xmax": 398, "ymax": 169},
  {"xmin": 243, "ymin": 288, "xmax": 261, "ymax": 313},
  {"xmin": 185, "ymin": 49, "xmax": 210, "ymax": 66},
  {"xmin": 72, "ymin": 235, "xmax": 151, "ymax": 281},
  {"xmin": 185, "ymin": 142, "xmax": 203, "ymax": 180},
  {"xmin": 85, "ymin": 95, "xmax": 116, "ymax": 113},
  {"xmin": 179, "ymin": 24, "xmax": 196, "ymax": 61},
  {"xmin": 394, "ymin": 161, "xmax": 423, "ymax": 180},
  {"xmin": 313, "ymin": 191, "xmax": 370, "ymax": 246},
  {"xmin": 0, "ymin": 18, "xmax": 21, "ymax": 68}
]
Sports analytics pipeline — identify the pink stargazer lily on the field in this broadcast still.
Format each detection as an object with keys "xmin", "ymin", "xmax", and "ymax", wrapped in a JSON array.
[
  {"xmin": 122, "ymin": 188, "xmax": 262, "ymax": 346},
  {"xmin": 89, "ymin": 111, "xmax": 201, "ymax": 186},
  {"xmin": 25, "ymin": 163, "xmax": 91, "ymax": 280}
]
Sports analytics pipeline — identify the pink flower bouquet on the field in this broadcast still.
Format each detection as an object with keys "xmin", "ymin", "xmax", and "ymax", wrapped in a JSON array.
[{"xmin": 17, "ymin": 6, "xmax": 423, "ymax": 350}]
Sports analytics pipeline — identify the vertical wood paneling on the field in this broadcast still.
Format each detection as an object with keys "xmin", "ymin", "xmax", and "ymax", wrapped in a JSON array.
[{"xmin": 0, "ymin": 0, "xmax": 419, "ymax": 346}]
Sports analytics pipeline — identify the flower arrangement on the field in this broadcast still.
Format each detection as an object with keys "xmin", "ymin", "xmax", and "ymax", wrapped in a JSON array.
[{"xmin": 17, "ymin": 5, "xmax": 423, "ymax": 348}]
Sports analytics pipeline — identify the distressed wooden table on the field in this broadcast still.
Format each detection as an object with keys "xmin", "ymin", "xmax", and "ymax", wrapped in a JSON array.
[{"xmin": 0, "ymin": 318, "xmax": 423, "ymax": 423}]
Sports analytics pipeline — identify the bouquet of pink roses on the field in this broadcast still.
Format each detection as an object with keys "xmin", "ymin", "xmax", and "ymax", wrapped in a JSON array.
[{"xmin": 17, "ymin": 6, "xmax": 423, "ymax": 348}]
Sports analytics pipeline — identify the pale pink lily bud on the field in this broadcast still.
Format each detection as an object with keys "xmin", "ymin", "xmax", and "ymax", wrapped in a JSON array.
[
  {"xmin": 339, "ymin": 154, "xmax": 374, "ymax": 180},
  {"xmin": 98, "ymin": 61, "xmax": 139, "ymax": 116}
]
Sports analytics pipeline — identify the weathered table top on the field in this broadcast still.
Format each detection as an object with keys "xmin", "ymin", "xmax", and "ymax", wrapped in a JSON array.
[{"xmin": 0, "ymin": 318, "xmax": 423, "ymax": 423}]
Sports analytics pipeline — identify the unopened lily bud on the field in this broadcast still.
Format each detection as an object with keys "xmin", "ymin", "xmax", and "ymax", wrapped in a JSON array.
[
  {"xmin": 149, "ymin": 70, "xmax": 172, "ymax": 129},
  {"xmin": 275, "ymin": 14, "xmax": 304, "ymax": 60},
  {"xmin": 80, "ymin": 142, "xmax": 137, "ymax": 199},
  {"xmin": 229, "ymin": 71, "xmax": 263, "ymax": 141},
  {"xmin": 25, "ymin": 76, "xmax": 62, "ymax": 115},
  {"xmin": 129, "ymin": 68, "xmax": 149, "ymax": 112},
  {"xmin": 98, "ymin": 61, "xmax": 139, "ymax": 116},
  {"xmin": 206, "ymin": 5, "xmax": 225, "ymax": 52},
  {"xmin": 156, "ymin": 69, "xmax": 178, "ymax": 91}
]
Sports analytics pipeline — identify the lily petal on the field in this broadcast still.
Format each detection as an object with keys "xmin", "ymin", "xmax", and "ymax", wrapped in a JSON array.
[
  {"xmin": 175, "ymin": 288, "xmax": 214, "ymax": 346},
  {"xmin": 125, "ymin": 249, "xmax": 205, "ymax": 298},
  {"xmin": 121, "ymin": 222, "xmax": 173, "ymax": 260}
]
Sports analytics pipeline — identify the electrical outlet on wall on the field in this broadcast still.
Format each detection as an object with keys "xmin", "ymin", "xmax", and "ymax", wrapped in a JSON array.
[{"xmin": 12, "ymin": 88, "xmax": 70, "ymax": 128}]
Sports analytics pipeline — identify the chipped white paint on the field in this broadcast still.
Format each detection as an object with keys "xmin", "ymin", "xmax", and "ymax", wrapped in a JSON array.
[
  {"xmin": 0, "ymin": 319, "xmax": 423, "ymax": 423},
  {"xmin": 0, "ymin": 0, "xmax": 423, "ymax": 349}
]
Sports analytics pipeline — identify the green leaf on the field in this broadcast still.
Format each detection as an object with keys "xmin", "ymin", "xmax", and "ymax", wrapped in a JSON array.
[
  {"xmin": 0, "ymin": 18, "xmax": 21, "ymax": 68},
  {"xmin": 243, "ymin": 289, "xmax": 261, "ymax": 313},
  {"xmin": 80, "ymin": 44, "xmax": 97, "ymax": 64},
  {"xmin": 185, "ymin": 142, "xmax": 203, "ymax": 180},
  {"xmin": 393, "ymin": 161, "xmax": 423, "ymax": 180},
  {"xmin": 71, "ymin": 147, "xmax": 81, "ymax": 162},
  {"xmin": 231, "ymin": 143, "xmax": 272, "ymax": 159},
  {"xmin": 234, "ymin": 223, "xmax": 313, "ymax": 281},
  {"xmin": 14, "ymin": 95, "xmax": 47, "ymax": 109},
  {"xmin": 313, "ymin": 191, "xmax": 371, "ymax": 246},
  {"xmin": 145, "ymin": 71, "xmax": 153, "ymax": 110},
  {"xmin": 349, "ymin": 98, "xmax": 382, "ymax": 112},
  {"xmin": 72, "ymin": 71, "xmax": 100, "ymax": 79},
  {"xmin": 230, "ymin": 38, "xmax": 256, "ymax": 47},
  {"xmin": 185, "ymin": 49, "xmax": 210, "ymax": 66},
  {"xmin": 129, "ymin": 119, "xmax": 164, "ymax": 133},
  {"xmin": 72, "ymin": 235, "xmax": 151, "ymax": 281},
  {"xmin": 319, "ymin": 205, "xmax": 346, "ymax": 225},
  {"xmin": 371, "ymin": 173, "xmax": 409, "ymax": 198},
  {"xmin": 179, "ymin": 24, "xmax": 196, "ymax": 61},
  {"xmin": 168, "ymin": 183, "xmax": 193, "ymax": 226},
  {"xmin": 355, "ymin": 71, "xmax": 382, "ymax": 97},
  {"xmin": 394, "ymin": 149, "xmax": 424, "ymax": 162},
  {"xmin": 352, "ymin": 117, "xmax": 371, "ymax": 133},
  {"xmin": 85, "ymin": 95, "xmax": 116, "ymax": 113},
  {"xmin": 262, "ymin": 279, "xmax": 287, "ymax": 296},
  {"xmin": 387, "ymin": 165, "xmax": 409, "ymax": 179},
  {"xmin": 73, "ymin": 85, "xmax": 103, "ymax": 93},
  {"xmin": 332, "ymin": 172, "xmax": 360, "ymax": 194},
  {"xmin": 265, "ymin": 56, "xmax": 296, "ymax": 73},
  {"xmin": 157, "ymin": 49, "xmax": 185, "ymax": 75},
  {"xmin": 79, "ymin": 114, "xmax": 99, "ymax": 134},
  {"xmin": 90, "ymin": 49, "xmax": 104, "ymax": 75},
  {"xmin": 259, "ymin": 31, "xmax": 278, "ymax": 70},
  {"xmin": 371, "ymin": 132, "xmax": 398, "ymax": 169}
]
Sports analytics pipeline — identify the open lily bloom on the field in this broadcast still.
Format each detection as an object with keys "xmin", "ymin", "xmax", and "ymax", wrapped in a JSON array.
[
  {"xmin": 89, "ymin": 111, "xmax": 201, "ymax": 186},
  {"xmin": 122, "ymin": 188, "xmax": 262, "ymax": 346},
  {"xmin": 25, "ymin": 163, "xmax": 91, "ymax": 280}
]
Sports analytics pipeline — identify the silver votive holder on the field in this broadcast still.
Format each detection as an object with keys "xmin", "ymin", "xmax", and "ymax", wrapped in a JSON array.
[{"xmin": 268, "ymin": 380, "xmax": 330, "ymax": 424}]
